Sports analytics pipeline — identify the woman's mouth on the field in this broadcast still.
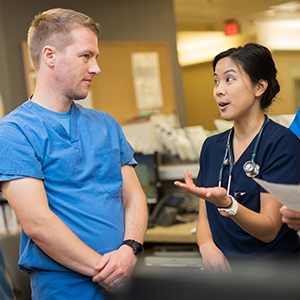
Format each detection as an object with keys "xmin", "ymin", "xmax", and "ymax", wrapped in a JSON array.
[{"xmin": 218, "ymin": 101, "xmax": 229, "ymax": 111}]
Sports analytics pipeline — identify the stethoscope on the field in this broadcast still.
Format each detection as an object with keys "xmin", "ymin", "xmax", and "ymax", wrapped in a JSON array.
[{"xmin": 218, "ymin": 115, "xmax": 268, "ymax": 194}]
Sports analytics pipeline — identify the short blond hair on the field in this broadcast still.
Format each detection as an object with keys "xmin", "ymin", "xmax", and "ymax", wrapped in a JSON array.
[{"xmin": 27, "ymin": 8, "xmax": 100, "ymax": 70}]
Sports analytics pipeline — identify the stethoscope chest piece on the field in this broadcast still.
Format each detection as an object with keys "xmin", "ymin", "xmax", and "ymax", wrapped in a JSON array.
[{"xmin": 243, "ymin": 160, "xmax": 260, "ymax": 178}]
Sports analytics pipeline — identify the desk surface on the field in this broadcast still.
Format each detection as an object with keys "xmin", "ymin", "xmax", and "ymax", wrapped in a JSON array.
[{"xmin": 145, "ymin": 218, "xmax": 197, "ymax": 244}]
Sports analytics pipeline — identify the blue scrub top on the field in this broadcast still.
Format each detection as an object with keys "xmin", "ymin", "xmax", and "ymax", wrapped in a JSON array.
[
  {"xmin": 196, "ymin": 118, "xmax": 300, "ymax": 259},
  {"xmin": 0, "ymin": 101, "xmax": 135, "ymax": 273},
  {"xmin": 290, "ymin": 106, "xmax": 300, "ymax": 137}
]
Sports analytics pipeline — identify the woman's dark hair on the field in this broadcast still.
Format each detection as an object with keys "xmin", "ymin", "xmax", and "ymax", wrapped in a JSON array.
[{"xmin": 213, "ymin": 43, "xmax": 280, "ymax": 110}]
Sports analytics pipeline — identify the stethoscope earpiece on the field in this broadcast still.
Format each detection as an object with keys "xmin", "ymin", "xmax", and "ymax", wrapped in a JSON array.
[{"xmin": 243, "ymin": 161, "xmax": 260, "ymax": 178}]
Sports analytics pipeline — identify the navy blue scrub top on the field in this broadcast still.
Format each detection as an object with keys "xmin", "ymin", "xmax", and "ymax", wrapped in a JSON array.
[{"xmin": 196, "ymin": 118, "xmax": 300, "ymax": 259}]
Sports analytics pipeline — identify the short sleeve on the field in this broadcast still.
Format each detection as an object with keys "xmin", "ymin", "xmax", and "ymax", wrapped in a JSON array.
[
  {"xmin": 126, "ymin": 157, "xmax": 137, "ymax": 167},
  {"xmin": 0, "ymin": 124, "xmax": 44, "ymax": 182},
  {"xmin": 109, "ymin": 115, "xmax": 135, "ymax": 165},
  {"xmin": 260, "ymin": 129, "xmax": 300, "ymax": 187}
]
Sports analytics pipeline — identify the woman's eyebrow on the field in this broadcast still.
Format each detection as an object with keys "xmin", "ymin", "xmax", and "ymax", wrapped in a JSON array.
[
  {"xmin": 214, "ymin": 69, "xmax": 237, "ymax": 77},
  {"xmin": 223, "ymin": 69, "xmax": 236, "ymax": 75}
]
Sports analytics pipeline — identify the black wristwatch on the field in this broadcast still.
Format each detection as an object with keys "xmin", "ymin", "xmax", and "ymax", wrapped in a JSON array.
[{"xmin": 121, "ymin": 239, "xmax": 144, "ymax": 258}]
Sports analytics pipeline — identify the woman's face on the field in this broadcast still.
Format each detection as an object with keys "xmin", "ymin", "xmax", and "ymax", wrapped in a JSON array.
[{"xmin": 213, "ymin": 57, "xmax": 262, "ymax": 122}]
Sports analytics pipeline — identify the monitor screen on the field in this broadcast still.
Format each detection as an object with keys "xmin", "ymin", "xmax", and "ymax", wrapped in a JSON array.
[{"xmin": 134, "ymin": 152, "xmax": 161, "ymax": 207}]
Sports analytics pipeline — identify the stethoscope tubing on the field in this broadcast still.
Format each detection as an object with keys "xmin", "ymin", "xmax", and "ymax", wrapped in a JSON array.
[{"xmin": 218, "ymin": 115, "xmax": 268, "ymax": 195}]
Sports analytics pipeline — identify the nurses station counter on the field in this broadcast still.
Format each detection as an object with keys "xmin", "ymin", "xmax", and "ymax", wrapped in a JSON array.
[
  {"xmin": 145, "ymin": 215, "xmax": 197, "ymax": 244},
  {"xmin": 145, "ymin": 163, "xmax": 199, "ymax": 244},
  {"xmin": 143, "ymin": 215, "xmax": 201, "ymax": 270}
]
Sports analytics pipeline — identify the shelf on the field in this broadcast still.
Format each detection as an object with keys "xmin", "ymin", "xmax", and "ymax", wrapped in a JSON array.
[{"xmin": 158, "ymin": 163, "xmax": 199, "ymax": 180}]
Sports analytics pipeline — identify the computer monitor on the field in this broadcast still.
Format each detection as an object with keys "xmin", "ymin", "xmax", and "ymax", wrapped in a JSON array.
[{"xmin": 134, "ymin": 152, "xmax": 161, "ymax": 213}]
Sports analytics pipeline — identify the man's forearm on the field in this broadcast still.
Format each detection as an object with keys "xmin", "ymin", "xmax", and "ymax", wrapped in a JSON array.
[
  {"xmin": 28, "ymin": 211, "xmax": 102, "ymax": 277},
  {"xmin": 2, "ymin": 178, "xmax": 102, "ymax": 277}
]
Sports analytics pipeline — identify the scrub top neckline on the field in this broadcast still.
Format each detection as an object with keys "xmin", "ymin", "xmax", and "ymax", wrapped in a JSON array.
[
  {"xmin": 25, "ymin": 100, "xmax": 79, "ymax": 144},
  {"xmin": 229, "ymin": 122, "xmax": 268, "ymax": 168}
]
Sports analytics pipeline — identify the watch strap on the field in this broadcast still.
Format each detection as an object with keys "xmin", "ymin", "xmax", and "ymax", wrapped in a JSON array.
[
  {"xmin": 218, "ymin": 195, "xmax": 238, "ymax": 216},
  {"xmin": 121, "ymin": 239, "xmax": 144, "ymax": 258}
]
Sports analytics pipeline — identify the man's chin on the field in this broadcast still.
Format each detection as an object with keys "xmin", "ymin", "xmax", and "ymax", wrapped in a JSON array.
[{"xmin": 73, "ymin": 94, "xmax": 88, "ymax": 101}]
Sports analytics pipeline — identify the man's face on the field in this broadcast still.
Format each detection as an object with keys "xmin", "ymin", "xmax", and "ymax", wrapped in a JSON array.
[{"xmin": 53, "ymin": 25, "xmax": 100, "ymax": 101}]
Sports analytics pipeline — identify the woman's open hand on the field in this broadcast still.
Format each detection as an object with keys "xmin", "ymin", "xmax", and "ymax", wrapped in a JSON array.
[{"xmin": 174, "ymin": 170, "xmax": 232, "ymax": 208}]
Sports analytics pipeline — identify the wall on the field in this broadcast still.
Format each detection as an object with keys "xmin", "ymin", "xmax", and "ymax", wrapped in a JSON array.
[
  {"xmin": 90, "ymin": 41, "xmax": 177, "ymax": 125},
  {"xmin": 182, "ymin": 61, "xmax": 218, "ymax": 130},
  {"xmin": 0, "ymin": 1, "xmax": 12, "ymax": 115},
  {"xmin": 0, "ymin": 0, "xmax": 187, "ymax": 126},
  {"xmin": 271, "ymin": 51, "xmax": 300, "ymax": 114}
]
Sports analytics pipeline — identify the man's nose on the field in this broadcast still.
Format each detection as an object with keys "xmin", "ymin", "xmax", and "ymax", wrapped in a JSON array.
[{"xmin": 90, "ymin": 60, "xmax": 101, "ymax": 75}]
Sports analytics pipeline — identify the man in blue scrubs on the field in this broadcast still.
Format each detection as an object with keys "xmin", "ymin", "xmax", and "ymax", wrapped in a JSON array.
[
  {"xmin": 280, "ymin": 108, "xmax": 300, "ymax": 231},
  {"xmin": 0, "ymin": 8, "xmax": 148, "ymax": 300}
]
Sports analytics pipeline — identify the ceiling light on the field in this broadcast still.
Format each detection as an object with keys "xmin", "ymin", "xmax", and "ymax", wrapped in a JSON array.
[
  {"xmin": 177, "ymin": 31, "xmax": 253, "ymax": 66},
  {"xmin": 271, "ymin": 1, "xmax": 300, "ymax": 12}
]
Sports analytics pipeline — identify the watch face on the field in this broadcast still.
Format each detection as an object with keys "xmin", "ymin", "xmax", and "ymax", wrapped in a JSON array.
[
  {"xmin": 135, "ymin": 244, "xmax": 144, "ymax": 257},
  {"xmin": 123, "ymin": 240, "xmax": 144, "ymax": 258}
]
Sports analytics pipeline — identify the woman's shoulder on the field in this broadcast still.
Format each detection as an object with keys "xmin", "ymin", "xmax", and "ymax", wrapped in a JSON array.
[
  {"xmin": 265, "ymin": 118, "xmax": 298, "ymax": 141},
  {"xmin": 203, "ymin": 129, "xmax": 230, "ymax": 147}
]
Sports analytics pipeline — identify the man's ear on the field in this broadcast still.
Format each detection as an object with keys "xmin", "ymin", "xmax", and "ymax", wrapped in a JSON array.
[
  {"xmin": 42, "ymin": 45, "xmax": 56, "ymax": 68},
  {"xmin": 255, "ymin": 79, "xmax": 268, "ymax": 97}
]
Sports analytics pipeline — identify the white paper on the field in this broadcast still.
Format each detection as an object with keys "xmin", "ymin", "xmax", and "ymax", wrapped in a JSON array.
[
  {"xmin": 131, "ymin": 52, "xmax": 163, "ymax": 111},
  {"xmin": 253, "ymin": 178, "xmax": 300, "ymax": 212}
]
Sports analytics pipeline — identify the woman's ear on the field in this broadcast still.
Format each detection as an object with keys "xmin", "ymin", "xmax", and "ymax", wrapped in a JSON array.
[
  {"xmin": 42, "ymin": 45, "xmax": 56, "ymax": 68},
  {"xmin": 255, "ymin": 79, "xmax": 268, "ymax": 97}
]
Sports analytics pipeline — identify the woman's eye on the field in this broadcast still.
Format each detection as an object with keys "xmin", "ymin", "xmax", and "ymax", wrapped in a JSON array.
[
  {"xmin": 226, "ymin": 77, "xmax": 233, "ymax": 82},
  {"xmin": 214, "ymin": 79, "xmax": 219, "ymax": 85}
]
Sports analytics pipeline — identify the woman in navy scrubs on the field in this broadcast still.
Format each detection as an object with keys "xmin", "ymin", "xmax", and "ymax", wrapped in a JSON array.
[{"xmin": 175, "ymin": 43, "xmax": 300, "ymax": 271}]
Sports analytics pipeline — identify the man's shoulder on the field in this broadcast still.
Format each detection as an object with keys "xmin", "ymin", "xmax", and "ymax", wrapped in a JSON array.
[
  {"xmin": 0, "ymin": 101, "xmax": 31, "ymax": 127},
  {"xmin": 75, "ymin": 103, "xmax": 110, "ymax": 117},
  {"xmin": 75, "ymin": 103, "xmax": 119, "ymax": 125}
]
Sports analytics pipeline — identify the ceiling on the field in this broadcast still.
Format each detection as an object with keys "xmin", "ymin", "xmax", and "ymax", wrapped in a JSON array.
[
  {"xmin": 173, "ymin": 0, "xmax": 300, "ymax": 65},
  {"xmin": 173, "ymin": 0, "xmax": 300, "ymax": 31}
]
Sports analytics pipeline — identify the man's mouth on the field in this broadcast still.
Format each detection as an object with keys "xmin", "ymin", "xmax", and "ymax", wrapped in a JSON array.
[{"xmin": 83, "ymin": 79, "xmax": 92, "ymax": 85}]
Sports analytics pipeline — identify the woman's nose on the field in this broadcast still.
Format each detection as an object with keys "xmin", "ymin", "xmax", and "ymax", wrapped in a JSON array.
[{"xmin": 215, "ymin": 83, "xmax": 225, "ymax": 96}]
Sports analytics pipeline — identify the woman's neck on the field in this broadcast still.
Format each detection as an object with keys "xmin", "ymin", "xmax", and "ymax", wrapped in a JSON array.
[{"xmin": 232, "ymin": 113, "xmax": 266, "ymax": 163}]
